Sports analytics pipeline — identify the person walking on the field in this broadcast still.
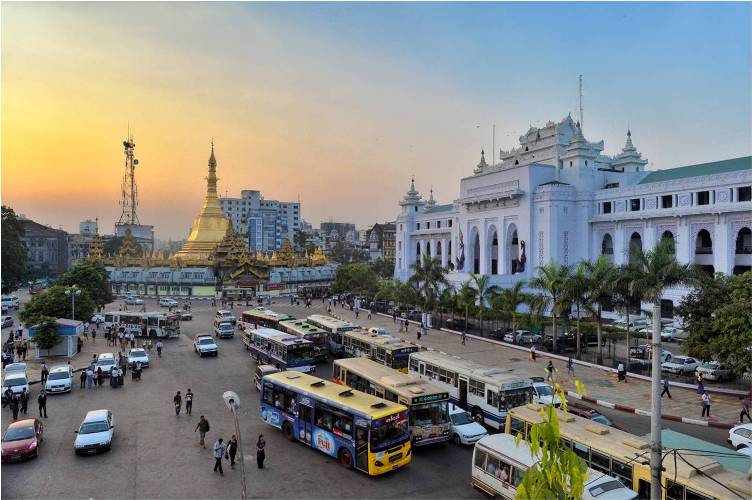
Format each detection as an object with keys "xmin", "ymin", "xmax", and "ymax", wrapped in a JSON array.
[
  {"xmin": 185, "ymin": 389, "xmax": 193, "ymax": 415},
  {"xmin": 392, "ymin": 310, "xmax": 397, "ymax": 324},
  {"xmin": 37, "ymin": 390, "xmax": 48, "ymax": 418},
  {"xmin": 566, "ymin": 357, "xmax": 574, "ymax": 377},
  {"xmin": 227, "ymin": 435, "xmax": 238, "ymax": 469},
  {"xmin": 3, "ymin": 387, "xmax": 13, "ymax": 408},
  {"xmin": 173, "ymin": 391, "xmax": 182, "ymax": 416},
  {"xmin": 661, "ymin": 377, "xmax": 672, "ymax": 399},
  {"xmin": 546, "ymin": 361, "xmax": 555, "ymax": 382},
  {"xmin": 10, "ymin": 394, "xmax": 19, "ymax": 421},
  {"xmin": 461, "ymin": 330, "xmax": 467, "ymax": 345},
  {"xmin": 40, "ymin": 361, "xmax": 49, "ymax": 384},
  {"xmin": 156, "ymin": 340, "xmax": 163, "ymax": 358},
  {"xmin": 740, "ymin": 396, "xmax": 751, "ymax": 423},
  {"xmin": 19, "ymin": 388, "xmax": 28, "ymax": 415},
  {"xmin": 80, "ymin": 369, "xmax": 87, "ymax": 389},
  {"xmin": 530, "ymin": 345, "xmax": 536, "ymax": 362},
  {"xmin": 213, "ymin": 438, "xmax": 226, "ymax": 476},
  {"xmin": 256, "ymin": 434, "xmax": 266, "ymax": 469},
  {"xmin": 701, "ymin": 391, "xmax": 711, "ymax": 418},
  {"xmin": 86, "ymin": 368, "xmax": 94, "ymax": 389},
  {"xmin": 91, "ymin": 329, "xmax": 96, "ymax": 344},
  {"xmin": 617, "ymin": 362, "xmax": 627, "ymax": 383},
  {"xmin": 367, "ymin": 309, "xmax": 372, "ymax": 320},
  {"xmin": 195, "ymin": 416, "xmax": 210, "ymax": 448},
  {"xmin": 21, "ymin": 341, "xmax": 27, "ymax": 361},
  {"xmin": 96, "ymin": 367, "xmax": 104, "ymax": 387}
]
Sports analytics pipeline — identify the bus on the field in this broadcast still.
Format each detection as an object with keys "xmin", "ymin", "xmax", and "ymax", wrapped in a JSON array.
[
  {"xmin": 259, "ymin": 371, "xmax": 411, "ymax": 475},
  {"xmin": 278, "ymin": 319, "xmax": 329, "ymax": 361},
  {"xmin": 471, "ymin": 433, "xmax": 637, "ymax": 500},
  {"xmin": 306, "ymin": 315, "xmax": 356, "ymax": 356},
  {"xmin": 243, "ymin": 328, "xmax": 316, "ymax": 373},
  {"xmin": 408, "ymin": 351, "xmax": 534, "ymax": 430},
  {"xmin": 506, "ymin": 404, "xmax": 751, "ymax": 500},
  {"xmin": 241, "ymin": 309, "xmax": 294, "ymax": 330},
  {"xmin": 341, "ymin": 329, "xmax": 420, "ymax": 373},
  {"xmin": 333, "ymin": 357, "xmax": 450, "ymax": 446},
  {"xmin": 103, "ymin": 311, "xmax": 180, "ymax": 338}
]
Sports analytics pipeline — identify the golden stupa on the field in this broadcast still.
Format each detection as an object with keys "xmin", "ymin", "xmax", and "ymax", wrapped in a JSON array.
[{"xmin": 172, "ymin": 142, "xmax": 231, "ymax": 263}]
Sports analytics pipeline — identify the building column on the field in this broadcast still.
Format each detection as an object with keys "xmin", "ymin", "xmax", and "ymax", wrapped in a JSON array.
[
  {"xmin": 479, "ymin": 229, "xmax": 488, "ymax": 275},
  {"xmin": 714, "ymin": 216, "xmax": 731, "ymax": 274},
  {"xmin": 441, "ymin": 238, "xmax": 449, "ymax": 268},
  {"xmin": 430, "ymin": 239, "xmax": 438, "ymax": 259},
  {"xmin": 420, "ymin": 240, "xmax": 427, "ymax": 263},
  {"xmin": 676, "ymin": 218, "xmax": 691, "ymax": 265},
  {"xmin": 643, "ymin": 221, "xmax": 656, "ymax": 251},
  {"xmin": 613, "ymin": 223, "xmax": 626, "ymax": 266}
]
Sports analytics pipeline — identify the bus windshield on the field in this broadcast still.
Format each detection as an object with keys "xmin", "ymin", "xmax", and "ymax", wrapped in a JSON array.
[
  {"xmin": 370, "ymin": 411, "xmax": 409, "ymax": 451},
  {"xmin": 500, "ymin": 387, "xmax": 533, "ymax": 411},
  {"xmin": 390, "ymin": 354, "xmax": 410, "ymax": 371},
  {"xmin": 411, "ymin": 402, "xmax": 448, "ymax": 427},
  {"xmin": 287, "ymin": 346, "xmax": 314, "ymax": 365}
]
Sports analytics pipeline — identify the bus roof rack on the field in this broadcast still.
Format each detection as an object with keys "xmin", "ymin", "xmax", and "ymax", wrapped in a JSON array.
[
  {"xmin": 339, "ymin": 389, "xmax": 354, "ymax": 397},
  {"xmin": 310, "ymin": 381, "xmax": 325, "ymax": 387},
  {"xmin": 371, "ymin": 402, "xmax": 387, "ymax": 409}
]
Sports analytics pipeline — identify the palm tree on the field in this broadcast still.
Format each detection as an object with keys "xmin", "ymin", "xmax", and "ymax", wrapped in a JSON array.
[
  {"xmin": 530, "ymin": 262, "xmax": 572, "ymax": 352},
  {"xmin": 565, "ymin": 264, "xmax": 589, "ymax": 359},
  {"xmin": 628, "ymin": 237, "xmax": 697, "ymax": 499},
  {"xmin": 611, "ymin": 265, "xmax": 642, "ymax": 352},
  {"xmin": 457, "ymin": 281, "xmax": 477, "ymax": 331},
  {"xmin": 494, "ymin": 281, "xmax": 529, "ymax": 334},
  {"xmin": 581, "ymin": 256, "xmax": 618, "ymax": 364},
  {"xmin": 408, "ymin": 255, "xmax": 448, "ymax": 314},
  {"xmin": 374, "ymin": 279, "xmax": 401, "ymax": 308},
  {"xmin": 469, "ymin": 273, "xmax": 499, "ymax": 336}
]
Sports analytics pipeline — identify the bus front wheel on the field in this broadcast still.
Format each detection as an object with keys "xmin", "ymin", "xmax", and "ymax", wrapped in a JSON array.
[
  {"xmin": 282, "ymin": 422, "xmax": 294, "ymax": 442},
  {"xmin": 339, "ymin": 448, "xmax": 353, "ymax": 469},
  {"xmin": 472, "ymin": 407, "xmax": 484, "ymax": 426}
]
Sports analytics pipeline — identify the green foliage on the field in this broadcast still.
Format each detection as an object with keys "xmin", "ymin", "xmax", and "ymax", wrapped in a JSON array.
[
  {"xmin": 30, "ymin": 316, "xmax": 62, "ymax": 355},
  {"xmin": 55, "ymin": 261, "xmax": 112, "ymax": 308},
  {"xmin": 530, "ymin": 262, "xmax": 572, "ymax": 348},
  {"xmin": 20, "ymin": 285, "xmax": 96, "ymax": 325},
  {"xmin": 468, "ymin": 273, "xmax": 499, "ymax": 334},
  {"xmin": 1, "ymin": 206, "xmax": 28, "ymax": 293},
  {"xmin": 678, "ymin": 272, "xmax": 752, "ymax": 376},
  {"xmin": 328, "ymin": 241, "xmax": 369, "ymax": 264},
  {"xmin": 103, "ymin": 236, "xmax": 144, "ymax": 257},
  {"xmin": 331, "ymin": 263, "xmax": 379, "ymax": 297},
  {"xmin": 580, "ymin": 256, "xmax": 618, "ymax": 364},
  {"xmin": 492, "ymin": 281, "xmax": 530, "ymax": 333},
  {"xmin": 516, "ymin": 382, "xmax": 589, "ymax": 499},
  {"xmin": 370, "ymin": 258, "xmax": 395, "ymax": 279},
  {"xmin": 408, "ymin": 256, "xmax": 448, "ymax": 311}
]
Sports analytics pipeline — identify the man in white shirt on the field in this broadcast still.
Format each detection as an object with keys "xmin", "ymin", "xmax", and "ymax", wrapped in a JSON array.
[{"xmin": 213, "ymin": 438, "xmax": 226, "ymax": 476}]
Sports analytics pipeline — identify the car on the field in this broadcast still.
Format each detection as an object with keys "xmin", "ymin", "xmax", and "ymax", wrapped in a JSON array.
[
  {"xmin": 728, "ymin": 423, "xmax": 752, "ymax": 451},
  {"xmin": 95, "ymin": 353, "xmax": 116, "ymax": 376},
  {"xmin": 2, "ymin": 419, "xmax": 44, "ymax": 462},
  {"xmin": 194, "ymin": 335, "xmax": 218, "ymax": 357},
  {"xmin": 215, "ymin": 310, "xmax": 237, "ymax": 325},
  {"xmin": 180, "ymin": 311, "xmax": 192, "ymax": 321},
  {"xmin": 1, "ymin": 296, "xmax": 20, "ymax": 311},
  {"xmin": 74, "ymin": 409, "xmax": 114, "ymax": 455},
  {"xmin": 4, "ymin": 363, "xmax": 27, "ymax": 376},
  {"xmin": 448, "ymin": 404, "xmax": 488, "ymax": 445},
  {"xmin": 1, "ymin": 316, "xmax": 13, "ymax": 328},
  {"xmin": 367, "ymin": 327, "xmax": 390, "ymax": 336},
  {"xmin": 516, "ymin": 331, "xmax": 542, "ymax": 345},
  {"xmin": 159, "ymin": 298, "xmax": 178, "ymax": 307},
  {"xmin": 660, "ymin": 327, "xmax": 683, "ymax": 342},
  {"xmin": 127, "ymin": 348, "xmax": 150, "ymax": 368},
  {"xmin": 213, "ymin": 320, "xmax": 235, "ymax": 339},
  {"xmin": 45, "ymin": 365, "xmax": 73, "ymax": 394},
  {"xmin": 661, "ymin": 355, "xmax": 699, "ymax": 375},
  {"xmin": 503, "ymin": 331, "xmax": 516, "ymax": 343},
  {"xmin": 124, "ymin": 296, "xmax": 144, "ymax": 305},
  {"xmin": 630, "ymin": 345, "xmax": 671, "ymax": 363},
  {"xmin": 531, "ymin": 382, "xmax": 564, "ymax": 407},
  {"xmin": 567, "ymin": 402, "xmax": 617, "ymax": 428},
  {"xmin": 91, "ymin": 314, "xmax": 105, "ymax": 324},
  {"xmin": 1, "ymin": 373, "xmax": 30, "ymax": 401},
  {"xmin": 696, "ymin": 361, "xmax": 731, "ymax": 382},
  {"xmin": 543, "ymin": 334, "xmax": 577, "ymax": 353}
]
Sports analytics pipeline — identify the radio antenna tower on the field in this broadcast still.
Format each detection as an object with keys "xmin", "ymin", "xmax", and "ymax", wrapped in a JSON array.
[
  {"xmin": 116, "ymin": 131, "xmax": 140, "ymax": 225},
  {"xmin": 578, "ymin": 74, "xmax": 584, "ymax": 129}
]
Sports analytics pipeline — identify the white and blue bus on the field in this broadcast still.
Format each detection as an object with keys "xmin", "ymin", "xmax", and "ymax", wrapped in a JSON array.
[
  {"xmin": 243, "ymin": 327, "xmax": 316, "ymax": 373},
  {"xmin": 306, "ymin": 315, "xmax": 356, "ymax": 357}
]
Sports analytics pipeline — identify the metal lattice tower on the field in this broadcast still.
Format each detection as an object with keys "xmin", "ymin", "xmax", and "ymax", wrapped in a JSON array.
[{"xmin": 116, "ymin": 135, "xmax": 140, "ymax": 225}]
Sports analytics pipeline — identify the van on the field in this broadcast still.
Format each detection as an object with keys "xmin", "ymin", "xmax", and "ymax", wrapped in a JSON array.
[
  {"xmin": 215, "ymin": 310, "xmax": 237, "ymax": 325},
  {"xmin": 213, "ymin": 319, "xmax": 235, "ymax": 339},
  {"xmin": 254, "ymin": 364, "xmax": 280, "ymax": 391},
  {"xmin": 472, "ymin": 434, "xmax": 637, "ymax": 499}
]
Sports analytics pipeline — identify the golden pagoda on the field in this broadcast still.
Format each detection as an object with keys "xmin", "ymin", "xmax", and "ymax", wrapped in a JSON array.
[
  {"xmin": 86, "ymin": 219, "xmax": 104, "ymax": 262},
  {"xmin": 172, "ymin": 142, "xmax": 230, "ymax": 263}
]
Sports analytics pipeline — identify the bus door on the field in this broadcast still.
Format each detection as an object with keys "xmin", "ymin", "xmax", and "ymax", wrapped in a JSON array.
[
  {"xmin": 458, "ymin": 377, "xmax": 469, "ymax": 409},
  {"xmin": 374, "ymin": 387, "xmax": 385, "ymax": 399},
  {"xmin": 355, "ymin": 426, "xmax": 369, "ymax": 472},
  {"xmin": 298, "ymin": 401, "xmax": 313, "ymax": 445}
]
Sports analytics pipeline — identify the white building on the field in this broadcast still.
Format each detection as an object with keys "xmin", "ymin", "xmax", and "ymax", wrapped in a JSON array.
[
  {"xmin": 395, "ymin": 115, "xmax": 752, "ymax": 319},
  {"xmin": 220, "ymin": 190, "xmax": 301, "ymax": 252}
]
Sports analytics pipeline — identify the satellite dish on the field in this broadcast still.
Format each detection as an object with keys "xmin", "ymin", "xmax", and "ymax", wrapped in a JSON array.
[{"xmin": 133, "ymin": 159, "xmax": 139, "ymax": 165}]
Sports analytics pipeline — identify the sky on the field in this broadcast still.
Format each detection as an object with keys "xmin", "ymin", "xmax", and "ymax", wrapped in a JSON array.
[{"xmin": 2, "ymin": 2, "xmax": 750, "ymax": 240}]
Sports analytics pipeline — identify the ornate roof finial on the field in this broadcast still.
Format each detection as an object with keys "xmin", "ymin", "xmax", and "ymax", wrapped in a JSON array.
[
  {"xmin": 426, "ymin": 187, "xmax": 436, "ymax": 208},
  {"xmin": 474, "ymin": 149, "xmax": 488, "ymax": 174}
]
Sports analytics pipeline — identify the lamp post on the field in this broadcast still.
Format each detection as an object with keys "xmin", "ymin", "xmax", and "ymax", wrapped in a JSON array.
[
  {"xmin": 64, "ymin": 286, "xmax": 81, "ymax": 320},
  {"xmin": 222, "ymin": 391, "xmax": 247, "ymax": 499}
]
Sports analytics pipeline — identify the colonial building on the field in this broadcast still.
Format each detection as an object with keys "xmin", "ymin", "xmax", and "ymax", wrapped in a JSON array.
[
  {"xmin": 395, "ymin": 115, "xmax": 752, "ymax": 318},
  {"xmin": 366, "ymin": 222, "xmax": 396, "ymax": 262},
  {"xmin": 19, "ymin": 217, "xmax": 69, "ymax": 278}
]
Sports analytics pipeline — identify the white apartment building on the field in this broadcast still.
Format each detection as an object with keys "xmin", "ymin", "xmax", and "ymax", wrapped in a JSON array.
[{"xmin": 220, "ymin": 190, "xmax": 301, "ymax": 252}]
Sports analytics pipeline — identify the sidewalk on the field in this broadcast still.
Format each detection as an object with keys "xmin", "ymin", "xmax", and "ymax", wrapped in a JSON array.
[{"xmin": 295, "ymin": 303, "xmax": 749, "ymax": 429}]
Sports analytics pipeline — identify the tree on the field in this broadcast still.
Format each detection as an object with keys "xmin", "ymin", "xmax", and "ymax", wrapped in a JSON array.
[
  {"xmin": 678, "ymin": 271, "xmax": 752, "ymax": 377},
  {"xmin": 468, "ymin": 273, "xmax": 498, "ymax": 336},
  {"xmin": 408, "ymin": 256, "xmax": 448, "ymax": 313},
  {"xmin": 371, "ymin": 258, "xmax": 395, "ymax": 279},
  {"xmin": 30, "ymin": 316, "xmax": 62, "ymax": 356},
  {"xmin": 103, "ymin": 236, "xmax": 144, "ymax": 257},
  {"xmin": 530, "ymin": 262, "xmax": 571, "ymax": 352},
  {"xmin": 55, "ymin": 261, "xmax": 112, "ymax": 309},
  {"xmin": 457, "ymin": 282, "xmax": 477, "ymax": 330},
  {"xmin": 493, "ymin": 281, "xmax": 529, "ymax": 334},
  {"xmin": 611, "ymin": 265, "xmax": 642, "ymax": 353},
  {"xmin": 329, "ymin": 241, "xmax": 369, "ymax": 264},
  {"xmin": 628, "ymin": 237, "xmax": 697, "ymax": 499},
  {"xmin": 581, "ymin": 256, "xmax": 617, "ymax": 364},
  {"xmin": 564, "ymin": 266, "xmax": 588, "ymax": 359},
  {"xmin": 20, "ymin": 285, "xmax": 96, "ymax": 325},
  {"xmin": 330, "ymin": 264, "xmax": 379, "ymax": 298},
  {"xmin": 1, "ymin": 206, "xmax": 28, "ymax": 293},
  {"xmin": 293, "ymin": 229, "xmax": 307, "ymax": 250}
]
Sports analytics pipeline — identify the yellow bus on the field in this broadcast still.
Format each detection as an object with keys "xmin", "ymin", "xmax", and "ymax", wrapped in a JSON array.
[
  {"xmin": 333, "ymin": 357, "xmax": 451, "ymax": 445},
  {"xmin": 505, "ymin": 404, "xmax": 751, "ymax": 500},
  {"xmin": 342, "ymin": 329, "xmax": 420, "ymax": 373},
  {"xmin": 278, "ymin": 319, "xmax": 329, "ymax": 361},
  {"xmin": 260, "ymin": 371, "xmax": 411, "ymax": 475},
  {"xmin": 241, "ymin": 308, "xmax": 294, "ymax": 330}
]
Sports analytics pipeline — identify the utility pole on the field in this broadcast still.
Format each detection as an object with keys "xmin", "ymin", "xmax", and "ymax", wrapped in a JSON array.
[
  {"xmin": 578, "ymin": 75, "xmax": 584, "ymax": 129},
  {"xmin": 65, "ymin": 286, "xmax": 81, "ymax": 320},
  {"xmin": 650, "ymin": 301, "xmax": 662, "ymax": 499}
]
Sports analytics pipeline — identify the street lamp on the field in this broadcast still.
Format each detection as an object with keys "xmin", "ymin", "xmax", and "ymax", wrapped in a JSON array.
[
  {"xmin": 222, "ymin": 391, "xmax": 247, "ymax": 499},
  {"xmin": 64, "ymin": 286, "xmax": 81, "ymax": 320}
]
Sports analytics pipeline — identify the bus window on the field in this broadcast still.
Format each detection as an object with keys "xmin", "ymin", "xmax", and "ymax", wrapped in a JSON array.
[
  {"xmin": 315, "ymin": 406, "xmax": 334, "ymax": 431},
  {"xmin": 487, "ymin": 390, "xmax": 499, "ymax": 408},
  {"xmin": 333, "ymin": 365, "xmax": 341, "ymax": 380},
  {"xmin": 148, "ymin": 317, "xmax": 158, "ymax": 326},
  {"xmin": 409, "ymin": 357, "xmax": 419, "ymax": 373},
  {"xmin": 685, "ymin": 488, "xmax": 712, "ymax": 500},
  {"xmin": 332, "ymin": 414, "xmax": 353, "ymax": 438},
  {"xmin": 573, "ymin": 442, "xmax": 589, "ymax": 461},
  {"xmin": 590, "ymin": 450, "xmax": 610, "ymax": 474},
  {"xmin": 485, "ymin": 454, "xmax": 501, "ymax": 477},
  {"xmin": 611, "ymin": 459, "xmax": 633, "ymax": 489},
  {"xmin": 666, "ymin": 480, "xmax": 684, "ymax": 500},
  {"xmin": 419, "ymin": 363, "xmax": 425, "ymax": 375},
  {"xmin": 510, "ymin": 466, "xmax": 524, "ymax": 487},
  {"xmin": 262, "ymin": 382, "xmax": 275, "ymax": 405},
  {"xmin": 392, "ymin": 355, "xmax": 409, "ymax": 372},
  {"xmin": 474, "ymin": 450, "xmax": 487, "ymax": 470},
  {"xmin": 508, "ymin": 417, "xmax": 526, "ymax": 438}
]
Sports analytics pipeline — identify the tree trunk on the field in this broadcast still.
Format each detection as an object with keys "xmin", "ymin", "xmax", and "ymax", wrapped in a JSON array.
[
  {"xmin": 650, "ymin": 301, "xmax": 663, "ymax": 500},
  {"xmin": 575, "ymin": 304, "xmax": 582, "ymax": 360},
  {"xmin": 552, "ymin": 311, "xmax": 557, "ymax": 352},
  {"xmin": 596, "ymin": 307, "xmax": 603, "ymax": 365},
  {"xmin": 512, "ymin": 312, "xmax": 517, "ymax": 334},
  {"xmin": 626, "ymin": 308, "xmax": 631, "ymax": 352}
]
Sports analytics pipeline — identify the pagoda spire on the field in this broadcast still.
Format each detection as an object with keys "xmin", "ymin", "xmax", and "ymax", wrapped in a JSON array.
[
  {"xmin": 426, "ymin": 187, "xmax": 437, "ymax": 208},
  {"xmin": 474, "ymin": 149, "xmax": 488, "ymax": 175}
]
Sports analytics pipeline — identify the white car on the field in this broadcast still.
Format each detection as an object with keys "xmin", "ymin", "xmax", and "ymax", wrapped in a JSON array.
[
  {"xmin": 124, "ymin": 296, "xmax": 144, "ymax": 305},
  {"xmin": 1, "ymin": 373, "xmax": 30, "ymax": 401},
  {"xmin": 532, "ymin": 382, "xmax": 565, "ymax": 406},
  {"xmin": 1, "ymin": 296, "xmax": 19, "ymax": 310},
  {"xmin": 696, "ymin": 361, "xmax": 731, "ymax": 382},
  {"xmin": 95, "ymin": 353, "xmax": 116, "ymax": 376},
  {"xmin": 194, "ymin": 335, "xmax": 218, "ymax": 357},
  {"xmin": 215, "ymin": 310, "xmax": 237, "ymax": 325},
  {"xmin": 74, "ymin": 409, "xmax": 114, "ymax": 454},
  {"xmin": 728, "ymin": 423, "xmax": 752, "ymax": 451},
  {"xmin": 661, "ymin": 355, "xmax": 699, "ymax": 376},
  {"xmin": 127, "ymin": 348, "xmax": 150, "ymax": 368},
  {"xmin": 45, "ymin": 366, "xmax": 73, "ymax": 394},
  {"xmin": 660, "ymin": 327, "xmax": 683, "ymax": 342},
  {"xmin": 159, "ymin": 298, "xmax": 178, "ymax": 307},
  {"xmin": 91, "ymin": 314, "xmax": 105, "ymax": 324},
  {"xmin": 1, "ymin": 316, "xmax": 13, "ymax": 328},
  {"xmin": 448, "ymin": 404, "xmax": 488, "ymax": 445},
  {"xmin": 4, "ymin": 363, "xmax": 27, "ymax": 376}
]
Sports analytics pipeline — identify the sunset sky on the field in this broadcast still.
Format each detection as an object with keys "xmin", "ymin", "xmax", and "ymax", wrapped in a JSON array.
[{"xmin": 2, "ymin": 2, "xmax": 750, "ymax": 240}]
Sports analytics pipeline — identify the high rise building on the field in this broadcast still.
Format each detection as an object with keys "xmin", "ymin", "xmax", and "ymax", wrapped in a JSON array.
[
  {"xmin": 220, "ymin": 190, "xmax": 300, "ymax": 252},
  {"xmin": 80, "ymin": 219, "xmax": 97, "ymax": 235}
]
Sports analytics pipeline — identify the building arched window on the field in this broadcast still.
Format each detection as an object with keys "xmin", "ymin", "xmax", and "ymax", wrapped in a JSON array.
[{"xmin": 601, "ymin": 234, "xmax": 614, "ymax": 255}]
